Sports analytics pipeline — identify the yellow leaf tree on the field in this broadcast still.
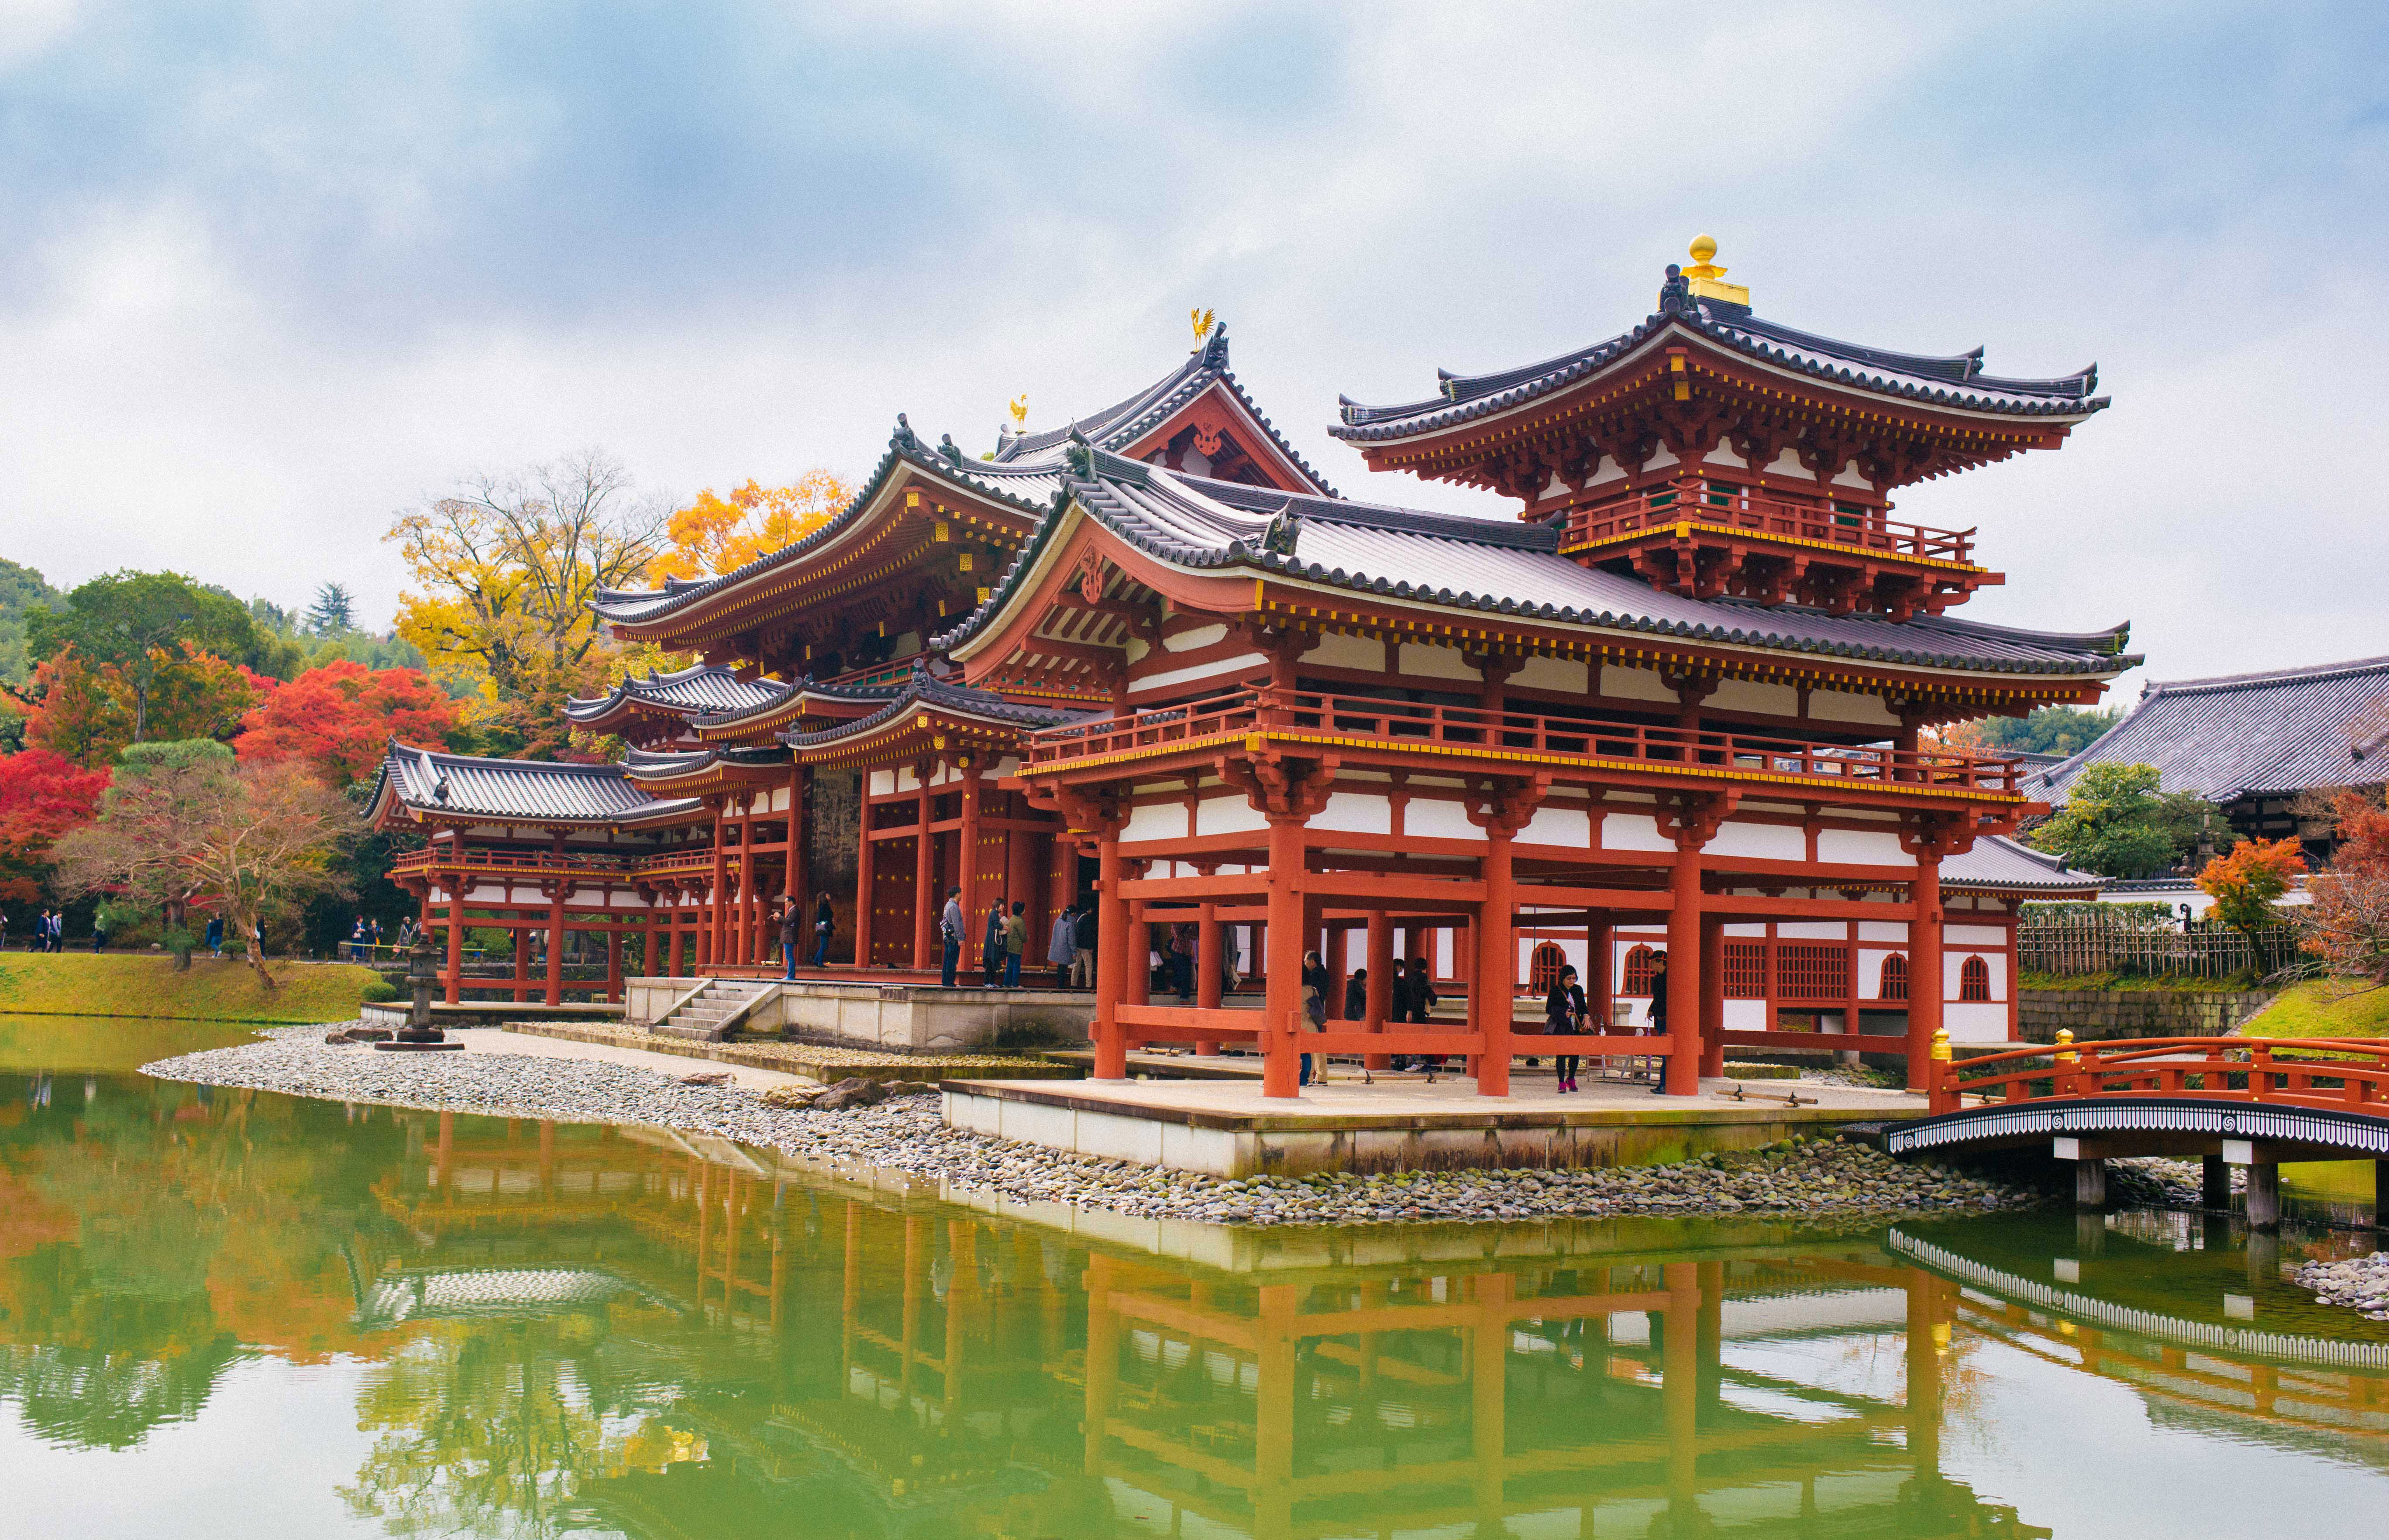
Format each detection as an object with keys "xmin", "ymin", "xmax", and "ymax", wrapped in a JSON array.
[{"xmin": 654, "ymin": 471, "xmax": 854, "ymax": 581}]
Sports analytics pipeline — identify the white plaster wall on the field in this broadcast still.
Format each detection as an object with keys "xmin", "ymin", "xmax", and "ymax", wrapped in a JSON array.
[
  {"xmin": 1405, "ymin": 800, "xmax": 1484, "ymax": 842},
  {"xmin": 1946, "ymin": 925, "xmax": 2007, "ymax": 945},
  {"xmin": 1776, "ymin": 922, "xmax": 1846, "ymax": 941},
  {"xmin": 1301, "ymin": 630, "xmax": 1380, "ymax": 670},
  {"xmin": 1520, "ymin": 805, "xmax": 1591, "ymax": 847},
  {"xmin": 1164, "ymin": 623, "xmax": 1227, "ymax": 654},
  {"xmin": 1709, "ymin": 819, "xmax": 1804, "ymax": 861},
  {"xmin": 1725, "ymin": 1000, "xmax": 1767, "ymax": 1029},
  {"xmin": 1818, "ymin": 829, "xmax": 1907, "ymax": 865},
  {"xmin": 1194, "ymin": 797, "xmax": 1268, "ymax": 837},
  {"xmin": 1601, "ymin": 664, "xmax": 1678, "ymax": 703},
  {"xmin": 868, "ymin": 769, "xmax": 896, "ymax": 797},
  {"xmin": 1513, "ymin": 655, "xmax": 1589, "ymax": 694},
  {"xmin": 1945, "ymin": 1003, "xmax": 2008, "ymax": 1044},
  {"xmin": 1129, "ymin": 652, "xmax": 1265, "ymax": 696},
  {"xmin": 1603, "ymin": 812, "xmax": 1673, "ymax": 852},
  {"xmin": 1808, "ymin": 690, "xmax": 1900, "ymax": 728},
  {"xmin": 1708, "ymin": 679, "xmax": 1798, "ymax": 716},
  {"xmin": 1311, "ymin": 791, "xmax": 1395, "ymax": 835},
  {"xmin": 1121, "ymin": 799, "xmax": 1185, "ymax": 844},
  {"xmin": 1858, "ymin": 921, "xmax": 1910, "ymax": 943},
  {"xmin": 1395, "ymin": 642, "xmax": 1480, "ymax": 682}
]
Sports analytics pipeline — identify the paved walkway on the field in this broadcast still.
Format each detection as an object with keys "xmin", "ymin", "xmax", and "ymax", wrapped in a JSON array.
[{"xmin": 447, "ymin": 1026, "xmax": 819, "ymax": 1093}]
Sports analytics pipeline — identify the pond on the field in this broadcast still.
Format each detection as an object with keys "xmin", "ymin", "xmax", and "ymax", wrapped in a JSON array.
[{"xmin": 0, "ymin": 1015, "xmax": 2383, "ymax": 1538}]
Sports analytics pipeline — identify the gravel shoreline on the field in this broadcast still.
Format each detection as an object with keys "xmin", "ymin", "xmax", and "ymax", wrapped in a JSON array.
[
  {"xmin": 2299, "ymin": 1252, "xmax": 2389, "ymax": 1321},
  {"xmin": 144, "ymin": 1025, "xmax": 2049, "ymax": 1229}
]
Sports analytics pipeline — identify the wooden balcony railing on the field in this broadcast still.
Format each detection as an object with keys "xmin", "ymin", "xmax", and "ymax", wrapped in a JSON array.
[
  {"xmin": 390, "ymin": 845, "xmax": 723, "ymax": 881},
  {"xmin": 1564, "ymin": 485, "xmax": 1975, "ymax": 566},
  {"xmin": 1026, "ymin": 688, "xmax": 2024, "ymax": 795}
]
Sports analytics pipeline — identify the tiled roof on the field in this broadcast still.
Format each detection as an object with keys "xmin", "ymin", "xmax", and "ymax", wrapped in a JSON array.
[
  {"xmin": 994, "ymin": 323, "xmax": 1336, "ymax": 494},
  {"xmin": 562, "ymin": 663, "xmax": 786, "ymax": 724},
  {"xmin": 1333, "ymin": 293, "xmax": 2105, "ymax": 443},
  {"xmin": 777, "ymin": 661, "xmax": 1079, "ymax": 749},
  {"xmin": 591, "ymin": 330, "xmax": 1331, "ymax": 632},
  {"xmin": 935, "ymin": 448, "xmax": 2136, "ymax": 681},
  {"xmin": 2028, "ymin": 655, "xmax": 2389, "ymax": 805},
  {"xmin": 622, "ymin": 744, "xmax": 791, "ymax": 780},
  {"xmin": 368, "ymin": 742, "xmax": 695, "ymax": 824},
  {"xmin": 1943, "ymin": 834, "xmax": 2102, "ymax": 895}
]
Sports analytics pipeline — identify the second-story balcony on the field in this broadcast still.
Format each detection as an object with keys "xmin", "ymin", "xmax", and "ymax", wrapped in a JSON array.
[
  {"xmin": 1023, "ymin": 688, "xmax": 2028, "ymax": 803},
  {"xmin": 1560, "ymin": 483, "xmax": 2000, "ymax": 619}
]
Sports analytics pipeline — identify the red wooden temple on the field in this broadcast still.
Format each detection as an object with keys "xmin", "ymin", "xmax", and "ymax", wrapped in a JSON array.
[{"xmin": 368, "ymin": 240, "xmax": 2127, "ymax": 1095}]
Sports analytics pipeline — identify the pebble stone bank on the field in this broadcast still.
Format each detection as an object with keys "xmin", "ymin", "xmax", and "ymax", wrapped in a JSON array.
[
  {"xmin": 145, "ymin": 1025, "xmax": 2048, "ymax": 1229},
  {"xmin": 2299, "ymin": 1252, "xmax": 2389, "ymax": 1321}
]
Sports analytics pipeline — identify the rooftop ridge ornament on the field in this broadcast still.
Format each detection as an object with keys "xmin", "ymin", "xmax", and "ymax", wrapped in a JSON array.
[
  {"xmin": 1009, "ymin": 394, "xmax": 1028, "ymax": 427},
  {"xmin": 1681, "ymin": 233, "xmax": 1749, "ymax": 306},
  {"xmin": 1190, "ymin": 307, "xmax": 1215, "ymax": 344}
]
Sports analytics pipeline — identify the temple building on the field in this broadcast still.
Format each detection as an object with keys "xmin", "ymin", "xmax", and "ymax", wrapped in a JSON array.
[{"xmin": 369, "ymin": 239, "xmax": 2125, "ymax": 1095}]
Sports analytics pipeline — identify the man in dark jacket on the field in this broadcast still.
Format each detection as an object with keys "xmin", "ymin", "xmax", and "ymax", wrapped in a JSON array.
[
  {"xmin": 811, "ymin": 894, "xmax": 835, "ymax": 967},
  {"xmin": 779, "ymin": 901, "xmax": 801, "ymax": 980},
  {"xmin": 1072, "ymin": 903, "xmax": 1097, "ymax": 988}
]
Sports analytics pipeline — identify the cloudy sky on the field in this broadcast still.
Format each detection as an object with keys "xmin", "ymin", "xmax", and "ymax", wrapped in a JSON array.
[{"xmin": 3, "ymin": 1, "xmax": 2382, "ymax": 696}]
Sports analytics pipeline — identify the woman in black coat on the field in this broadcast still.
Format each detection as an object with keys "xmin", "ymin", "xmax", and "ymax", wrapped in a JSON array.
[{"xmin": 1545, "ymin": 965, "xmax": 1586, "ymax": 1093}]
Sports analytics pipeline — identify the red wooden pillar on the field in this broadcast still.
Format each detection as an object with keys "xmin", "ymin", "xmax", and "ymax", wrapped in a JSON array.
[
  {"xmin": 912, "ymin": 785, "xmax": 936, "ymax": 971},
  {"xmin": 958, "ymin": 767, "xmax": 983, "ymax": 956},
  {"xmin": 642, "ymin": 900, "xmax": 659, "ymax": 978},
  {"xmin": 739, "ymin": 806, "xmax": 758, "ymax": 965},
  {"xmin": 707, "ymin": 804, "xmax": 726, "ymax": 971},
  {"xmin": 854, "ymin": 793, "xmax": 878, "ymax": 969},
  {"xmin": 1364, "ymin": 909, "xmax": 1393, "ymax": 1070},
  {"xmin": 1665, "ymin": 834, "xmax": 1706, "ymax": 1096},
  {"xmin": 1263, "ymin": 816, "xmax": 1305, "ymax": 1099},
  {"xmin": 1093, "ymin": 832, "xmax": 1128, "ymax": 1078},
  {"xmin": 544, "ymin": 886, "xmax": 566, "ymax": 1006},
  {"xmin": 1194, "ymin": 901, "xmax": 1222, "ymax": 1055},
  {"xmin": 1588, "ymin": 918, "xmax": 1613, "ymax": 1031},
  {"xmin": 1910, "ymin": 853, "xmax": 1945, "ymax": 1084},
  {"xmin": 443, "ymin": 881, "xmax": 463, "ymax": 1005},
  {"xmin": 605, "ymin": 921, "xmax": 622, "ymax": 1003},
  {"xmin": 785, "ymin": 767, "xmax": 805, "ymax": 918},
  {"xmin": 513, "ymin": 923, "xmax": 531, "ymax": 1002},
  {"xmin": 1473, "ymin": 825, "xmax": 1516, "ymax": 1096},
  {"xmin": 1699, "ymin": 914, "xmax": 1726, "ymax": 1078}
]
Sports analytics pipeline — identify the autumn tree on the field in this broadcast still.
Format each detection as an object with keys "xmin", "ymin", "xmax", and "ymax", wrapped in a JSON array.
[
  {"xmin": 653, "ymin": 471, "xmax": 853, "ymax": 581},
  {"xmin": 2297, "ymin": 787, "xmax": 2389, "ymax": 992},
  {"xmin": 2194, "ymin": 836, "xmax": 2306, "ymax": 936},
  {"xmin": 235, "ymin": 661, "xmax": 460, "ymax": 788},
  {"xmin": 2027, "ymin": 762, "xmax": 2222, "ymax": 878},
  {"xmin": 24, "ymin": 572, "xmax": 261, "ymax": 743},
  {"xmin": 386, "ymin": 450, "xmax": 669, "ymax": 706},
  {"xmin": 52, "ymin": 748, "xmax": 355, "ymax": 985},
  {"xmin": 15, "ymin": 648, "xmax": 127, "ymax": 766},
  {"xmin": 0, "ymin": 749, "xmax": 111, "ymax": 904}
]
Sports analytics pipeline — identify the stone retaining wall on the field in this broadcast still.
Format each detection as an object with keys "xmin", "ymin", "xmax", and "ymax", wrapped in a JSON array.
[{"xmin": 2017, "ymin": 987, "xmax": 2275, "ymax": 1043}]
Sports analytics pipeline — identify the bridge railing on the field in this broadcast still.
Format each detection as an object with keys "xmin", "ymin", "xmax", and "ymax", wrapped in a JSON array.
[{"xmin": 1930, "ymin": 1035, "xmax": 2389, "ymax": 1116}]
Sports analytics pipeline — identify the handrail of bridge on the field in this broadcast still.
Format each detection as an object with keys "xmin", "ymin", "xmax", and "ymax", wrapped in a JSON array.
[
  {"xmin": 1025, "ymin": 687, "xmax": 2023, "ymax": 794},
  {"xmin": 1928, "ymin": 1035, "xmax": 2389, "ymax": 1117},
  {"xmin": 1563, "ymin": 485, "xmax": 1976, "ymax": 566}
]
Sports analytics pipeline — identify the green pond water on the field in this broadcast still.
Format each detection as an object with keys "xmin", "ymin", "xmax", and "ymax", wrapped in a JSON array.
[{"xmin": 0, "ymin": 1015, "xmax": 2386, "ymax": 1539}]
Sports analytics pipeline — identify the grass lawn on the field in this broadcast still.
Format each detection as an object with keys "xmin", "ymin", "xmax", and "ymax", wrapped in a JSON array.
[
  {"xmin": 2240, "ymin": 980, "xmax": 2389, "ymax": 1040},
  {"xmin": 2016, "ymin": 969, "xmax": 2272, "ymax": 993},
  {"xmin": 0, "ymin": 952, "xmax": 386, "ymax": 1023}
]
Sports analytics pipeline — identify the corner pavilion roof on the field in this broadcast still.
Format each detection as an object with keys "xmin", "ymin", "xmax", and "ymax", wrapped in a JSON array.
[
  {"xmin": 776, "ymin": 661, "xmax": 1078, "ymax": 757},
  {"xmin": 1942, "ymin": 834, "xmax": 2102, "ymax": 897},
  {"xmin": 589, "ymin": 325, "xmax": 1331, "ymax": 633},
  {"xmin": 562, "ymin": 662, "xmax": 786, "ymax": 726},
  {"xmin": 2027, "ymin": 654, "xmax": 2389, "ymax": 806},
  {"xmin": 1334, "ymin": 291, "xmax": 2106, "ymax": 444},
  {"xmin": 366, "ymin": 743, "xmax": 697, "ymax": 826},
  {"xmin": 937, "ymin": 447, "xmax": 2137, "ymax": 682}
]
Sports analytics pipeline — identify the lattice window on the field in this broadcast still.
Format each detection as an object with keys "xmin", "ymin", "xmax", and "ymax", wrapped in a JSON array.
[
  {"xmin": 1877, "ymin": 953, "xmax": 1908, "ymax": 1001},
  {"xmin": 1775, "ymin": 943, "xmax": 1848, "ymax": 1003},
  {"xmin": 1528, "ymin": 942, "xmax": 1567, "ymax": 993},
  {"xmin": 1622, "ymin": 945, "xmax": 1663, "ymax": 997},
  {"xmin": 1722, "ymin": 941, "xmax": 1767, "ymax": 998},
  {"xmin": 1960, "ymin": 955, "xmax": 1992, "ymax": 1002}
]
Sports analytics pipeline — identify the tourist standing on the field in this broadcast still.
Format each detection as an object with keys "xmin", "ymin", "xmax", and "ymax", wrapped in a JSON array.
[
  {"xmin": 981, "ymin": 901, "xmax": 1006, "ymax": 985},
  {"xmin": 1072, "ymin": 901, "xmax": 1096, "ymax": 988},
  {"xmin": 940, "ymin": 886, "xmax": 965, "ymax": 987},
  {"xmin": 1404, "ymin": 957, "xmax": 1441, "ymax": 1078},
  {"xmin": 779, "ymin": 901, "xmax": 801, "ymax": 981},
  {"xmin": 1644, "ymin": 955, "xmax": 1670, "ymax": 1094},
  {"xmin": 1343, "ymin": 968, "xmax": 1367, "ymax": 1023},
  {"xmin": 1547, "ymin": 965, "xmax": 1585, "ymax": 1093},
  {"xmin": 1298, "ymin": 950, "xmax": 1330, "ymax": 1086},
  {"xmin": 91, "ymin": 911, "xmax": 108, "ymax": 952},
  {"xmin": 1002, "ymin": 901, "xmax": 1026, "ymax": 988},
  {"xmin": 204, "ymin": 914, "xmax": 224, "ymax": 956},
  {"xmin": 1046, "ymin": 902, "xmax": 1075, "ymax": 989},
  {"xmin": 811, "ymin": 894, "xmax": 835, "ymax": 966}
]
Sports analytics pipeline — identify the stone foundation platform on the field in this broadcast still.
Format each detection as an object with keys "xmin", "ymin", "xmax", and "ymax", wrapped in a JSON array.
[
  {"xmin": 622, "ymin": 976, "xmax": 1093, "ymax": 1054},
  {"xmin": 940, "ymin": 1073, "xmax": 1926, "ymax": 1179}
]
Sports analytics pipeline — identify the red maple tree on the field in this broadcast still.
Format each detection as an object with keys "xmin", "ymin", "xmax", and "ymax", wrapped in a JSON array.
[
  {"xmin": 0, "ymin": 749, "xmax": 113, "ymax": 904},
  {"xmin": 234, "ymin": 660, "xmax": 460, "ymax": 787}
]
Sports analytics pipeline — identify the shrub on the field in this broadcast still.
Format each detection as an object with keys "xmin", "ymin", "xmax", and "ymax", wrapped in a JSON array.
[{"xmin": 359, "ymin": 978, "xmax": 400, "ymax": 1003}]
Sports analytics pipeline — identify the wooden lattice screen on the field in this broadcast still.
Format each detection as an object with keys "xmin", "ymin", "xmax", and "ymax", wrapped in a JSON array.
[
  {"xmin": 1776, "ymin": 943, "xmax": 1849, "ymax": 1003},
  {"xmin": 1877, "ymin": 952, "xmax": 1908, "ymax": 1000},
  {"xmin": 1722, "ymin": 942, "xmax": 1767, "ymax": 998}
]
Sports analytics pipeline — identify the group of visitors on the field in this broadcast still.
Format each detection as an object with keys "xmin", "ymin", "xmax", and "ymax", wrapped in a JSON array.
[
  {"xmin": 347, "ymin": 915, "xmax": 386, "ymax": 961},
  {"xmin": 11, "ymin": 910, "xmax": 68, "ymax": 952}
]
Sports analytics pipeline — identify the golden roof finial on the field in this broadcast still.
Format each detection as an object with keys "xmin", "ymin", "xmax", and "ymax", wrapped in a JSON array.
[
  {"xmin": 1008, "ymin": 394, "xmax": 1028, "ymax": 428},
  {"xmin": 1680, "ymin": 234, "xmax": 1749, "ymax": 306},
  {"xmin": 1190, "ymin": 307, "xmax": 1215, "ymax": 343}
]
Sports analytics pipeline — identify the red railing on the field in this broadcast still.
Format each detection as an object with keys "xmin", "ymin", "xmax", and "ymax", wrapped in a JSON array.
[
  {"xmin": 1931, "ymin": 1036, "xmax": 2389, "ymax": 1116},
  {"xmin": 1027, "ymin": 688, "xmax": 2023, "ymax": 794},
  {"xmin": 390, "ymin": 845, "xmax": 718, "ymax": 880},
  {"xmin": 1565, "ymin": 486, "xmax": 1975, "ymax": 566}
]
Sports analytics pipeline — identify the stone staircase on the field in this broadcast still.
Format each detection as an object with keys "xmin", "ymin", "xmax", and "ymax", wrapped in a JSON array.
[{"xmin": 650, "ymin": 978, "xmax": 777, "ymax": 1042}]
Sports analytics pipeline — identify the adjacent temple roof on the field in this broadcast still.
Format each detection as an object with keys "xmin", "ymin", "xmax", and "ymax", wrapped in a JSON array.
[
  {"xmin": 367, "ymin": 743, "xmax": 697, "ymax": 826},
  {"xmin": 589, "ymin": 326, "xmax": 1332, "ymax": 633},
  {"xmin": 2028, "ymin": 655, "xmax": 2389, "ymax": 806},
  {"xmin": 1334, "ymin": 290, "xmax": 2106, "ymax": 443},
  {"xmin": 562, "ymin": 663, "xmax": 786, "ymax": 726},
  {"xmin": 1942, "ymin": 834, "xmax": 2103, "ymax": 897},
  {"xmin": 777, "ymin": 660, "xmax": 1078, "ymax": 757},
  {"xmin": 938, "ymin": 447, "xmax": 2136, "ymax": 681}
]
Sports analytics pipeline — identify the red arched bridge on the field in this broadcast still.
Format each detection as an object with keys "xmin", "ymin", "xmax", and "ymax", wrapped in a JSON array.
[{"xmin": 1894, "ymin": 1035, "xmax": 2389, "ymax": 1227}]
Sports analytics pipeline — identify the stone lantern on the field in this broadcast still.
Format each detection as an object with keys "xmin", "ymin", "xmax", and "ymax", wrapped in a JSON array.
[{"xmin": 376, "ymin": 931, "xmax": 465, "ymax": 1052}]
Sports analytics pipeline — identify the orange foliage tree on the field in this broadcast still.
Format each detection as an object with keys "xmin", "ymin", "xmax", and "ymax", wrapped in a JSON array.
[
  {"xmin": 235, "ymin": 661, "xmax": 461, "ymax": 788},
  {"xmin": 2194, "ymin": 836, "xmax": 2306, "ymax": 937},
  {"xmin": 0, "ymin": 749, "xmax": 112, "ymax": 905},
  {"xmin": 2301, "ymin": 789, "xmax": 2389, "ymax": 990},
  {"xmin": 653, "ymin": 471, "xmax": 853, "ymax": 581},
  {"xmin": 16, "ymin": 643, "xmax": 256, "ymax": 768}
]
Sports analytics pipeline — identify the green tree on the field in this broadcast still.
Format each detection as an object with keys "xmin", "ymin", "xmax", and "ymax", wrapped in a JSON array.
[
  {"xmin": 24, "ymin": 572, "xmax": 261, "ymax": 742},
  {"xmin": 304, "ymin": 582, "xmax": 358, "ymax": 636},
  {"xmin": 1959, "ymin": 705, "xmax": 2121, "ymax": 758},
  {"xmin": 0, "ymin": 558, "xmax": 64, "ymax": 684},
  {"xmin": 2027, "ymin": 762, "xmax": 2223, "ymax": 878}
]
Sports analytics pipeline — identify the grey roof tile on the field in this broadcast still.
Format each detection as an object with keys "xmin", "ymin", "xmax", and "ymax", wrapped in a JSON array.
[
  {"xmin": 563, "ymin": 663, "xmax": 786, "ymax": 723},
  {"xmin": 368, "ymin": 742, "xmax": 697, "ymax": 824},
  {"xmin": 1943, "ymin": 834, "xmax": 2103, "ymax": 895}
]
